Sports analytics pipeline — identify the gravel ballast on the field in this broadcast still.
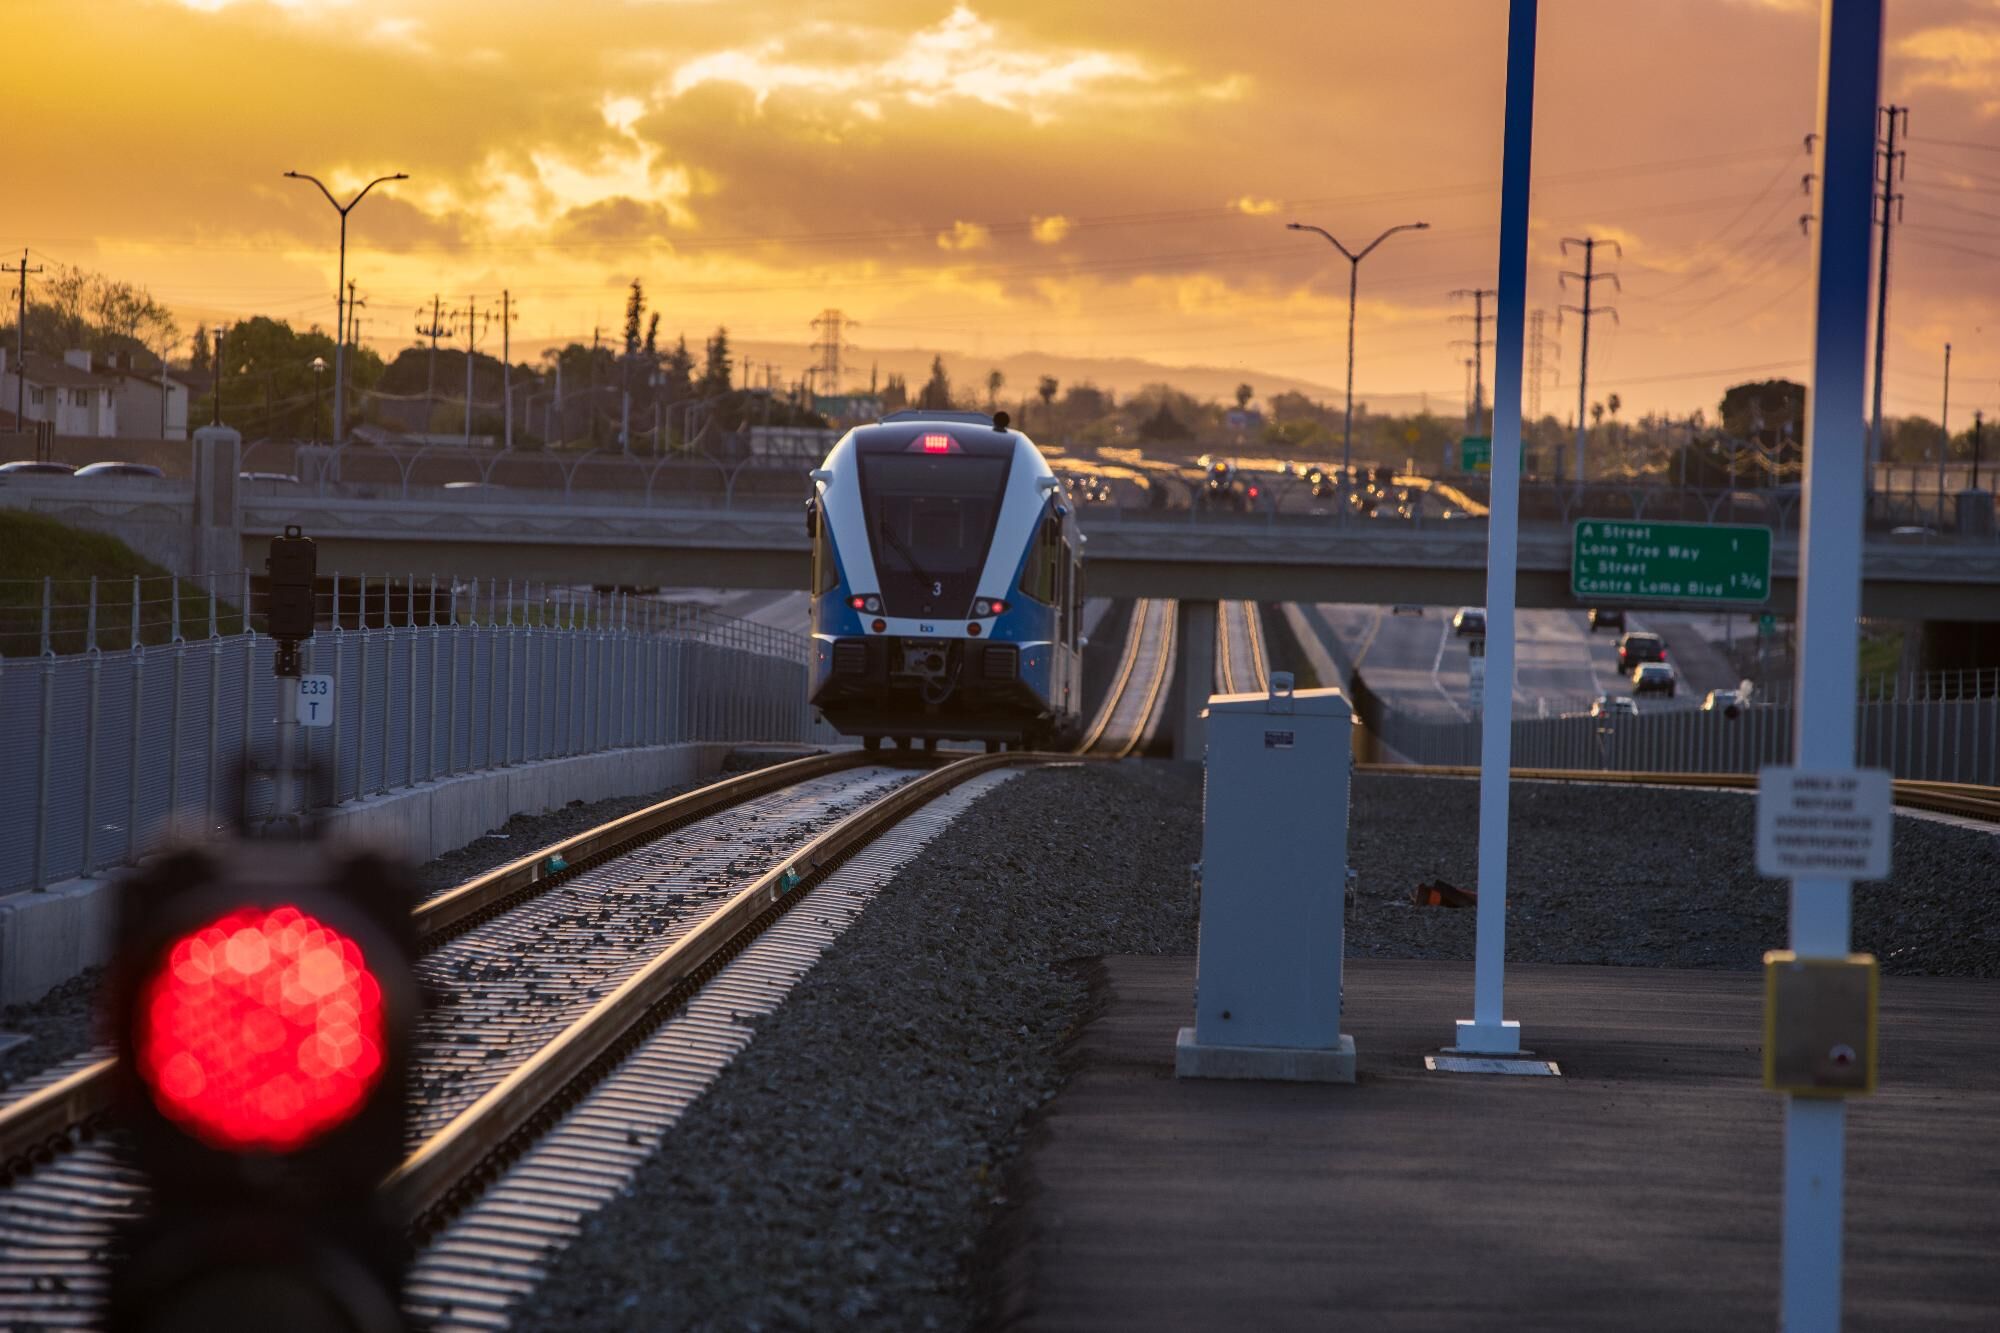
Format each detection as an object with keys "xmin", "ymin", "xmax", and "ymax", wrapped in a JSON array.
[
  {"xmin": 515, "ymin": 763, "xmax": 1996, "ymax": 1332},
  {"xmin": 513, "ymin": 760, "xmax": 1204, "ymax": 1333}
]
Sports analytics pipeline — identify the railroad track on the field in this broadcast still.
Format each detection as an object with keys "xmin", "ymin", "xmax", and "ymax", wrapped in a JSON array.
[
  {"xmin": 0, "ymin": 612, "xmax": 1186, "ymax": 1326},
  {"xmin": 1361, "ymin": 764, "xmax": 2000, "ymax": 824},
  {"xmin": 1215, "ymin": 600, "xmax": 1268, "ymax": 695},
  {"xmin": 1078, "ymin": 598, "xmax": 1177, "ymax": 758}
]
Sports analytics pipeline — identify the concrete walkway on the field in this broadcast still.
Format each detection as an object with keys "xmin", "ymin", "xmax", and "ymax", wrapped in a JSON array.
[{"xmin": 986, "ymin": 956, "xmax": 2000, "ymax": 1332}]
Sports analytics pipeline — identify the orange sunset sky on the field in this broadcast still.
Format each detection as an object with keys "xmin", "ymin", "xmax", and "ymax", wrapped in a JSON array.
[{"xmin": 8, "ymin": 0, "xmax": 1999, "ymax": 421}]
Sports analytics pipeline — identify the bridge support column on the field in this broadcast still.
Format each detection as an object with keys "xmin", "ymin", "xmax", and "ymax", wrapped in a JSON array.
[
  {"xmin": 190, "ymin": 425, "xmax": 242, "ymax": 579},
  {"xmin": 1168, "ymin": 600, "xmax": 1218, "ymax": 761}
]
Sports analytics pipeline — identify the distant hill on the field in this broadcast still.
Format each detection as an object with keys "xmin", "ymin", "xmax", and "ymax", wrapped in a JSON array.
[{"xmin": 513, "ymin": 336, "xmax": 1444, "ymax": 417}]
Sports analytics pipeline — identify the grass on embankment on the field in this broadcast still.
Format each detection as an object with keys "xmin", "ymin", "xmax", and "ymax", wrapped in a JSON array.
[{"xmin": 0, "ymin": 511, "xmax": 236, "ymax": 657}]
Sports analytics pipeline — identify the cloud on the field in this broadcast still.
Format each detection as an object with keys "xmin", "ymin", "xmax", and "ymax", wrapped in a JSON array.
[
  {"xmin": 368, "ymin": 16, "xmax": 428, "ymax": 55},
  {"xmin": 1898, "ymin": 21, "xmax": 2000, "ymax": 111},
  {"xmin": 1233, "ymin": 196, "xmax": 1281, "ymax": 216},
  {"xmin": 936, "ymin": 220, "xmax": 992, "ymax": 252},
  {"xmin": 662, "ymin": 5, "xmax": 1161, "ymax": 126},
  {"xmin": 1030, "ymin": 215, "xmax": 1073, "ymax": 245}
]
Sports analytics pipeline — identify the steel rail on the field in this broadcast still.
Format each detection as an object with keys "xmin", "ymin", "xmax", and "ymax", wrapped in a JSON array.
[
  {"xmin": 1077, "ymin": 598, "xmax": 1153, "ymax": 754},
  {"xmin": 381, "ymin": 748, "xmax": 1046, "ymax": 1227},
  {"xmin": 1112, "ymin": 600, "xmax": 1177, "ymax": 760},
  {"xmin": 0, "ymin": 749, "xmax": 874, "ymax": 1175},
  {"xmin": 1360, "ymin": 763, "xmax": 2000, "ymax": 823}
]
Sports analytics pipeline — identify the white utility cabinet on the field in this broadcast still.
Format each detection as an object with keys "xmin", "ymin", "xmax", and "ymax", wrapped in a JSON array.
[{"xmin": 1176, "ymin": 672, "xmax": 1356, "ymax": 1083}]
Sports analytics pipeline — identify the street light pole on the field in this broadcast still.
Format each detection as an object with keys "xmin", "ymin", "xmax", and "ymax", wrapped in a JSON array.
[
  {"xmin": 284, "ymin": 170, "xmax": 408, "ymax": 445},
  {"xmin": 310, "ymin": 356, "xmax": 326, "ymax": 444},
  {"xmin": 1286, "ymin": 220, "xmax": 1429, "ymax": 483}
]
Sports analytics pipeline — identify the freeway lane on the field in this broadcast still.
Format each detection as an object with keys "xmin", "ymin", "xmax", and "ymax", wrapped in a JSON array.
[{"xmin": 1297, "ymin": 603, "xmax": 1744, "ymax": 721}]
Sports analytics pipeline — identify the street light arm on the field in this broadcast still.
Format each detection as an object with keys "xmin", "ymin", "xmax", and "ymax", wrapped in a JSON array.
[
  {"xmin": 284, "ymin": 170, "xmax": 341, "ymax": 212},
  {"xmin": 1285, "ymin": 222, "xmax": 1356, "ymax": 263},
  {"xmin": 347, "ymin": 172, "xmax": 409, "ymax": 212},
  {"xmin": 1354, "ymin": 220, "xmax": 1430, "ymax": 262}
]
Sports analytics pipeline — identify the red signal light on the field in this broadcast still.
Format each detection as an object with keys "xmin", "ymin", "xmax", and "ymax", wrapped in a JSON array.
[
  {"xmin": 849, "ymin": 595, "xmax": 866, "ymax": 610},
  {"xmin": 135, "ymin": 905, "xmax": 387, "ymax": 1151},
  {"xmin": 921, "ymin": 433, "xmax": 953, "ymax": 453}
]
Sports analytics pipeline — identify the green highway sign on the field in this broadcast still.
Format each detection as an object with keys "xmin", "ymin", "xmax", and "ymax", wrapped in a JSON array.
[
  {"xmin": 1571, "ymin": 519, "xmax": 1773, "ymax": 604},
  {"xmin": 1460, "ymin": 435, "xmax": 1491, "ymax": 472},
  {"xmin": 1759, "ymin": 612, "xmax": 1777, "ymax": 637}
]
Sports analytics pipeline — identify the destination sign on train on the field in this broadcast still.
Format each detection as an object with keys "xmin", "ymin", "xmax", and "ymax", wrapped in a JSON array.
[{"xmin": 1570, "ymin": 520, "xmax": 1772, "ymax": 605}]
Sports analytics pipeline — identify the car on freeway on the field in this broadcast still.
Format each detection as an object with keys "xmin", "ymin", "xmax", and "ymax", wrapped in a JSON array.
[
  {"xmin": 1588, "ymin": 607, "xmax": 1625, "ymax": 632},
  {"xmin": 239, "ymin": 471, "xmax": 302, "ymax": 486},
  {"xmin": 1701, "ymin": 689, "xmax": 1739, "ymax": 712},
  {"xmin": 74, "ymin": 461, "xmax": 167, "ymax": 480},
  {"xmin": 0, "ymin": 460, "xmax": 76, "ymax": 476},
  {"xmin": 1590, "ymin": 695, "xmax": 1641, "ymax": 718},
  {"xmin": 1452, "ymin": 607, "xmax": 1486, "ymax": 636},
  {"xmin": 1391, "ymin": 603, "xmax": 1424, "ymax": 617},
  {"xmin": 1631, "ymin": 662, "xmax": 1677, "ymax": 696},
  {"xmin": 1616, "ymin": 631, "xmax": 1667, "ymax": 671}
]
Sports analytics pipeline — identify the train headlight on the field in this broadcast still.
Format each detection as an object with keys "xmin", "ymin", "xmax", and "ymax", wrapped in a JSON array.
[{"xmin": 973, "ymin": 599, "xmax": 1007, "ymax": 617}]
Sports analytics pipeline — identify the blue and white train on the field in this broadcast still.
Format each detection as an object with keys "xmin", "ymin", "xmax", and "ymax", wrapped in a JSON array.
[{"xmin": 805, "ymin": 409, "xmax": 1085, "ymax": 751}]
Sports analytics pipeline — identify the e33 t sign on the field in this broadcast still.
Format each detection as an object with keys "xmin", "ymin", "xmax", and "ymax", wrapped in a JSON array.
[{"xmin": 1571, "ymin": 520, "xmax": 1772, "ymax": 605}]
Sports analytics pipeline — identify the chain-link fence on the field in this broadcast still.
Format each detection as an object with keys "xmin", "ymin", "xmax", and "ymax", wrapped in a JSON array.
[{"xmin": 0, "ymin": 577, "xmax": 834, "ymax": 894}]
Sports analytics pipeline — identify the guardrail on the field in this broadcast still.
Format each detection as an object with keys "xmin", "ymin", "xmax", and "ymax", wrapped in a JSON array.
[{"xmin": 0, "ymin": 584, "xmax": 833, "ymax": 895}]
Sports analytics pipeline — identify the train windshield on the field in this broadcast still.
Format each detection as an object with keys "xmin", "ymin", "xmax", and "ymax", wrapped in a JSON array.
[{"xmin": 859, "ymin": 451, "xmax": 1012, "ymax": 618}]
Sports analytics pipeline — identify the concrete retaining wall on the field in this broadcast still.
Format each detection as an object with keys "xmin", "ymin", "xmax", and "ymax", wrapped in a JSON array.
[{"xmin": 0, "ymin": 739, "xmax": 743, "ymax": 1006}]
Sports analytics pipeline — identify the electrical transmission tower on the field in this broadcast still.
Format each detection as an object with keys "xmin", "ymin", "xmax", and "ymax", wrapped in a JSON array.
[
  {"xmin": 1558, "ymin": 237, "xmax": 1621, "ymax": 486},
  {"xmin": 811, "ymin": 309, "xmax": 854, "ymax": 396},
  {"xmin": 451, "ymin": 296, "xmax": 492, "ymax": 446},
  {"xmin": 1525, "ymin": 308, "xmax": 1559, "ymax": 423},
  {"xmin": 1449, "ymin": 287, "xmax": 1497, "ymax": 434},
  {"xmin": 1867, "ymin": 104, "xmax": 1908, "ymax": 489},
  {"xmin": 416, "ymin": 296, "xmax": 452, "ymax": 433}
]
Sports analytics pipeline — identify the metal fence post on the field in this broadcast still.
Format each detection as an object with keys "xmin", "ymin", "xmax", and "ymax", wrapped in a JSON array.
[
  {"xmin": 127, "ymin": 576, "xmax": 144, "ymax": 865},
  {"xmin": 33, "ymin": 577, "xmax": 55, "ymax": 889},
  {"xmin": 205, "ymin": 575, "xmax": 222, "ymax": 839},
  {"xmin": 241, "ymin": 570, "xmax": 258, "ymax": 825}
]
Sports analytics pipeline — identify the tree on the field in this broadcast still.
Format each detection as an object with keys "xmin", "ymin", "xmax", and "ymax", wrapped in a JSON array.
[
  {"xmin": 1590, "ymin": 401, "xmax": 1605, "ymax": 429},
  {"xmin": 1037, "ymin": 374, "xmax": 1059, "ymax": 432},
  {"xmin": 662, "ymin": 335, "xmax": 694, "ymax": 403},
  {"xmin": 1138, "ymin": 401, "xmax": 1190, "ymax": 442},
  {"xmin": 1235, "ymin": 383, "xmax": 1253, "ymax": 410},
  {"xmin": 986, "ymin": 368, "xmax": 1005, "ymax": 411},
  {"xmin": 698, "ymin": 326, "xmax": 733, "ymax": 395},
  {"xmin": 881, "ymin": 373, "xmax": 909, "ymax": 412},
  {"xmin": 189, "ymin": 324, "xmax": 211, "ymax": 374},
  {"xmin": 917, "ymin": 355, "xmax": 953, "ymax": 410}
]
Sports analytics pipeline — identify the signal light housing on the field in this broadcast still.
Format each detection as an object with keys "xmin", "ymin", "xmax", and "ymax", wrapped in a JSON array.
[
  {"xmin": 106, "ymin": 840, "xmax": 421, "ymax": 1332},
  {"xmin": 972, "ymin": 598, "xmax": 1007, "ymax": 617},
  {"xmin": 849, "ymin": 594, "xmax": 881, "ymax": 613}
]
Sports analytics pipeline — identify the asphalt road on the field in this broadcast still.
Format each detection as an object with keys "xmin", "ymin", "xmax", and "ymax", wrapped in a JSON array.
[{"xmin": 1297, "ymin": 603, "xmax": 1743, "ymax": 721}]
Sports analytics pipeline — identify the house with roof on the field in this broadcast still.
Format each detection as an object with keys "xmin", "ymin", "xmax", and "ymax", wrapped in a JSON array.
[
  {"xmin": 102, "ymin": 352, "xmax": 189, "ymax": 440},
  {"xmin": 0, "ymin": 349, "xmax": 118, "ymax": 437}
]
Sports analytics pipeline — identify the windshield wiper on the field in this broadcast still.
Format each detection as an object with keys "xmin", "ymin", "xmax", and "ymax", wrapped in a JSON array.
[{"xmin": 877, "ymin": 518, "xmax": 937, "ymax": 589}]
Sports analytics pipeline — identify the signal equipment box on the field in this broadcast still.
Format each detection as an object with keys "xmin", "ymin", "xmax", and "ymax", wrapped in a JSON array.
[{"xmin": 1177, "ymin": 673, "xmax": 1356, "ymax": 1083}]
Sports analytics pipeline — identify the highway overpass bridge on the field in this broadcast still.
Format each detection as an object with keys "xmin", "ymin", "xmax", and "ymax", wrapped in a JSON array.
[
  {"xmin": 5, "ymin": 474, "xmax": 1998, "ymax": 621},
  {"xmin": 244, "ymin": 494, "xmax": 1999, "ymax": 621}
]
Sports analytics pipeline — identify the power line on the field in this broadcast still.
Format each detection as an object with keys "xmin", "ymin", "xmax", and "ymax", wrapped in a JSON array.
[
  {"xmin": 1558, "ymin": 236, "xmax": 1620, "ymax": 485},
  {"xmin": 1526, "ymin": 308, "xmax": 1559, "ymax": 421},
  {"xmin": 415, "ymin": 295, "xmax": 452, "ymax": 430}
]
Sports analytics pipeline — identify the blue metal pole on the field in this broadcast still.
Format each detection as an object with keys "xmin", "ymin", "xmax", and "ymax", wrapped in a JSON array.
[
  {"xmin": 1783, "ymin": 2, "xmax": 1882, "ymax": 1327},
  {"xmin": 1457, "ymin": 0, "xmax": 1536, "ymax": 1054}
]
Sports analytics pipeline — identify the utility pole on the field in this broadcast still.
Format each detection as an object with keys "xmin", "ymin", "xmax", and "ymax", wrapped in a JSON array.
[
  {"xmin": 416, "ymin": 296, "xmax": 451, "ymax": 439},
  {"xmin": 1525, "ymin": 308, "xmax": 1558, "ymax": 423},
  {"xmin": 3, "ymin": 249, "xmax": 43, "ymax": 430},
  {"xmin": 1450, "ymin": 288, "xmax": 1497, "ymax": 435},
  {"xmin": 1867, "ymin": 105, "xmax": 1907, "ymax": 494},
  {"xmin": 589, "ymin": 325, "xmax": 603, "ymax": 446},
  {"xmin": 498, "ymin": 290, "xmax": 518, "ymax": 450},
  {"xmin": 1558, "ymin": 236, "xmax": 1621, "ymax": 487},
  {"xmin": 454, "ymin": 297, "xmax": 490, "ymax": 447},
  {"xmin": 1939, "ymin": 341, "xmax": 1951, "ymax": 519}
]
